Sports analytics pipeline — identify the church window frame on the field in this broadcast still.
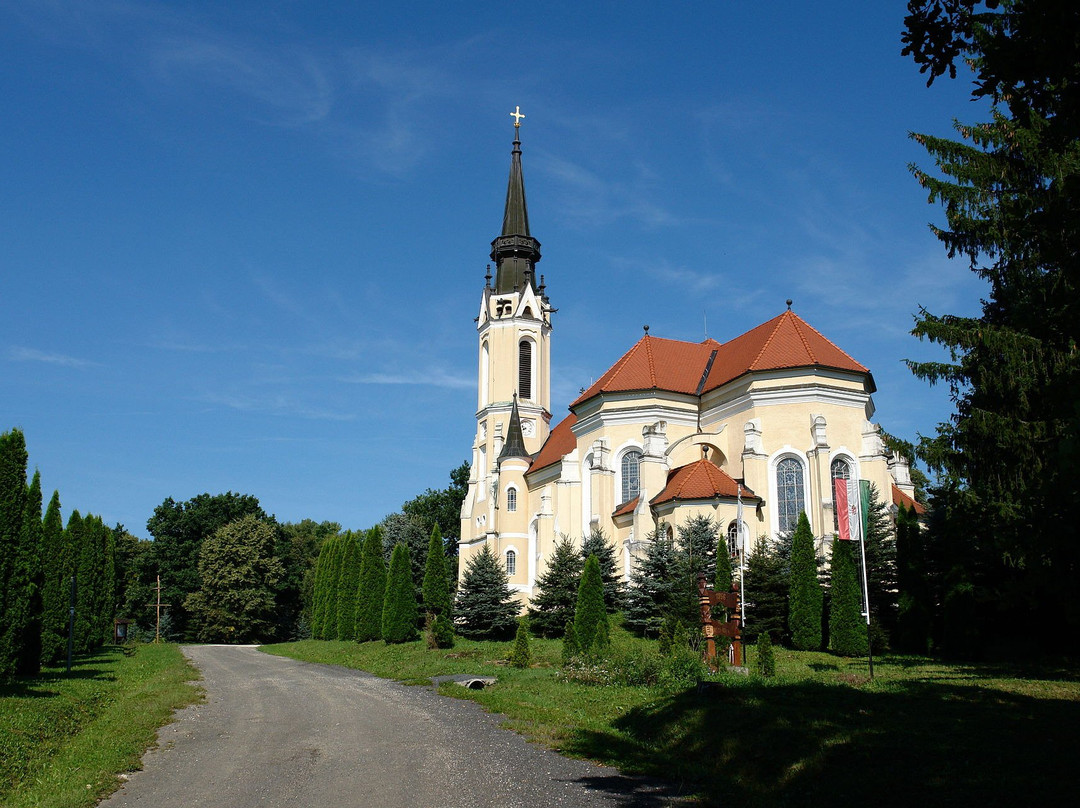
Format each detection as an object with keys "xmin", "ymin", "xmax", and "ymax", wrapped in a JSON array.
[
  {"xmin": 618, "ymin": 447, "xmax": 643, "ymax": 506},
  {"xmin": 506, "ymin": 484, "xmax": 518, "ymax": 512},
  {"xmin": 829, "ymin": 454, "xmax": 857, "ymax": 534},
  {"xmin": 726, "ymin": 519, "xmax": 748, "ymax": 559},
  {"xmin": 769, "ymin": 449, "xmax": 809, "ymax": 538},
  {"xmin": 505, "ymin": 548, "xmax": 517, "ymax": 576},
  {"xmin": 518, "ymin": 338, "xmax": 534, "ymax": 401}
]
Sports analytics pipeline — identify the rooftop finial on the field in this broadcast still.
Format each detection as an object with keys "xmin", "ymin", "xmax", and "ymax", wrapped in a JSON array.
[
  {"xmin": 643, "ymin": 324, "xmax": 650, "ymax": 334},
  {"xmin": 510, "ymin": 105, "xmax": 525, "ymax": 129},
  {"xmin": 786, "ymin": 299, "xmax": 793, "ymax": 310}
]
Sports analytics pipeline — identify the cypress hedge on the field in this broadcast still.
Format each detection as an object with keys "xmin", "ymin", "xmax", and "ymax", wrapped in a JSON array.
[
  {"xmin": 382, "ymin": 543, "xmax": 419, "ymax": 644},
  {"xmin": 829, "ymin": 538, "xmax": 868, "ymax": 656},
  {"xmin": 355, "ymin": 525, "xmax": 387, "ymax": 642},
  {"xmin": 788, "ymin": 512, "xmax": 823, "ymax": 650},
  {"xmin": 574, "ymin": 554, "xmax": 608, "ymax": 654}
]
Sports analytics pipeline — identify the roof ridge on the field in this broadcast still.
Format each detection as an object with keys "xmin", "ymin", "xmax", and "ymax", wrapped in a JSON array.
[
  {"xmin": 749, "ymin": 313, "xmax": 784, "ymax": 369},
  {"xmin": 644, "ymin": 335, "xmax": 657, "ymax": 387},
  {"xmin": 788, "ymin": 311, "xmax": 818, "ymax": 364},
  {"xmin": 792, "ymin": 311, "xmax": 867, "ymax": 371}
]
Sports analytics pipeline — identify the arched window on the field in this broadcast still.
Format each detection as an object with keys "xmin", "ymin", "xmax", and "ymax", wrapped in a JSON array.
[
  {"xmin": 506, "ymin": 486, "xmax": 517, "ymax": 512},
  {"xmin": 830, "ymin": 457, "xmax": 852, "ymax": 533},
  {"xmin": 621, "ymin": 450, "xmax": 642, "ymax": 504},
  {"xmin": 726, "ymin": 521, "xmax": 744, "ymax": 557},
  {"xmin": 505, "ymin": 549, "xmax": 516, "ymax": 576},
  {"xmin": 776, "ymin": 456, "xmax": 805, "ymax": 536},
  {"xmin": 518, "ymin": 340, "xmax": 532, "ymax": 400}
]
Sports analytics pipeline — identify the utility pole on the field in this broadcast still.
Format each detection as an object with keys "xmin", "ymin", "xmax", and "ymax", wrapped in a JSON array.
[{"xmin": 147, "ymin": 575, "xmax": 171, "ymax": 643}]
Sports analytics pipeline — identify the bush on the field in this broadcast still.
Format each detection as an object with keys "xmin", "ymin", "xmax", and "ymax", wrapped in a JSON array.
[
  {"xmin": 755, "ymin": 632, "xmax": 776, "ymax": 677},
  {"xmin": 424, "ymin": 612, "xmax": 455, "ymax": 649},
  {"xmin": 561, "ymin": 620, "xmax": 580, "ymax": 664},
  {"xmin": 508, "ymin": 616, "xmax": 531, "ymax": 668}
]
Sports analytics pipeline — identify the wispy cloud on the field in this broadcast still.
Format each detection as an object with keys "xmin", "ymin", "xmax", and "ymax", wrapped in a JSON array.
[
  {"xmin": 7, "ymin": 347, "xmax": 98, "ymax": 368},
  {"xmin": 198, "ymin": 392, "xmax": 354, "ymax": 422},
  {"xmin": 541, "ymin": 153, "xmax": 676, "ymax": 229},
  {"xmin": 341, "ymin": 369, "xmax": 472, "ymax": 390}
]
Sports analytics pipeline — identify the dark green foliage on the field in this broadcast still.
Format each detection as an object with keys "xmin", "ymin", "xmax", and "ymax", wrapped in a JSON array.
[
  {"xmin": 274, "ymin": 519, "xmax": 339, "ymax": 641},
  {"xmin": 145, "ymin": 492, "xmax": 266, "ymax": 641},
  {"xmin": 860, "ymin": 484, "xmax": 897, "ymax": 653},
  {"xmin": 895, "ymin": 503, "xmax": 932, "ymax": 654},
  {"xmin": 574, "ymin": 555, "xmax": 608, "ymax": 654},
  {"xmin": 322, "ymin": 535, "xmax": 346, "ymax": 640},
  {"xmin": 335, "ymin": 532, "xmax": 362, "ymax": 640},
  {"xmin": 829, "ymin": 539, "xmax": 868, "ymax": 657},
  {"xmin": 508, "ymin": 616, "xmax": 531, "ymax": 668},
  {"xmin": 580, "ymin": 527, "xmax": 624, "ymax": 611},
  {"xmin": 903, "ymin": 1, "xmax": 1080, "ymax": 651},
  {"xmin": 382, "ymin": 543, "xmax": 420, "ymax": 644},
  {"xmin": 421, "ymin": 524, "xmax": 452, "ymax": 618},
  {"xmin": 673, "ymin": 516, "xmax": 718, "ymax": 626},
  {"xmin": 591, "ymin": 613, "xmax": 610, "ymax": 655},
  {"xmin": 561, "ymin": 619, "xmax": 580, "ymax": 663},
  {"xmin": 755, "ymin": 632, "xmax": 776, "ymax": 677},
  {"xmin": 355, "ymin": 525, "xmax": 387, "ymax": 642},
  {"xmin": 401, "ymin": 461, "xmax": 469, "ymax": 543},
  {"xmin": 624, "ymin": 526, "xmax": 680, "ymax": 637},
  {"xmin": 528, "ymin": 536, "xmax": 583, "ymax": 637},
  {"xmin": 39, "ymin": 490, "xmax": 67, "ymax": 665},
  {"xmin": 0, "ymin": 429, "xmax": 30, "ymax": 679},
  {"xmin": 743, "ymin": 537, "xmax": 790, "ymax": 644},
  {"xmin": 715, "ymin": 526, "xmax": 733, "ymax": 592},
  {"xmin": 184, "ymin": 515, "xmax": 285, "ymax": 643},
  {"xmin": 16, "ymin": 471, "xmax": 43, "ymax": 676},
  {"xmin": 788, "ymin": 512, "xmax": 823, "ymax": 650},
  {"xmin": 427, "ymin": 612, "xmax": 455, "ymax": 649},
  {"xmin": 309, "ymin": 537, "xmax": 333, "ymax": 639},
  {"xmin": 454, "ymin": 545, "xmax": 518, "ymax": 640},
  {"xmin": 381, "ymin": 512, "xmax": 429, "ymax": 604},
  {"xmin": 72, "ymin": 514, "xmax": 97, "ymax": 654}
]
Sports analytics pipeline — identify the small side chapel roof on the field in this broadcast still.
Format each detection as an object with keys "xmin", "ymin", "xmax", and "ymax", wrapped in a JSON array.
[
  {"xmin": 891, "ymin": 483, "xmax": 927, "ymax": 516},
  {"xmin": 650, "ymin": 459, "xmax": 759, "ymax": 506},
  {"xmin": 527, "ymin": 413, "xmax": 578, "ymax": 473},
  {"xmin": 570, "ymin": 309, "xmax": 872, "ymax": 409}
]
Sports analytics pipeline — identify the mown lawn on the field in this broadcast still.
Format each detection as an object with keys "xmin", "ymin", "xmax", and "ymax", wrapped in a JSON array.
[
  {"xmin": 0, "ymin": 644, "xmax": 202, "ymax": 808},
  {"xmin": 264, "ymin": 634, "xmax": 1080, "ymax": 806}
]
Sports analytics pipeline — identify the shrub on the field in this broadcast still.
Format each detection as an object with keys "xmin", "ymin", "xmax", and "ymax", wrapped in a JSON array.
[
  {"xmin": 508, "ymin": 616, "xmax": 531, "ymax": 668},
  {"xmin": 561, "ymin": 619, "xmax": 580, "ymax": 664},
  {"xmin": 755, "ymin": 632, "xmax": 776, "ymax": 677}
]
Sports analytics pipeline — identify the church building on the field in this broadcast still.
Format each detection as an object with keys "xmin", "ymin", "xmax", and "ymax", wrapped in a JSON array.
[{"xmin": 458, "ymin": 119, "xmax": 919, "ymax": 601}]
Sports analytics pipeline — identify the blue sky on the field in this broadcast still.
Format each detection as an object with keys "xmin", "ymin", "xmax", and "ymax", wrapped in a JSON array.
[{"xmin": 1, "ymin": 1, "xmax": 988, "ymax": 537}]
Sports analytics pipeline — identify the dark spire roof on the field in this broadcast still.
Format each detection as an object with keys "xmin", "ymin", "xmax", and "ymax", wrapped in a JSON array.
[
  {"xmin": 499, "ymin": 395, "xmax": 531, "ymax": 463},
  {"xmin": 490, "ymin": 127, "xmax": 541, "ymax": 294}
]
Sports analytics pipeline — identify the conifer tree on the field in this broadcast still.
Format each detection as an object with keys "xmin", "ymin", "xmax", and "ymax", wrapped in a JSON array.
[
  {"xmin": 528, "ymin": 536, "xmax": 583, "ymax": 637},
  {"xmin": 624, "ymin": 527, "xmax": 679, "ymax": 637},
  {"xmin": 715, "ymin": 525, "xmax": 733, "ymax": 592},
  {"xmin": 383, "ymin": 543, "xmax": 419, "ymax": 643},
  {"xmin": 0, "ymin": 428, "xmax": 29, "ymax": 679},
  {"xmin": 455, "ymin": 545, "xmax": 518, "ymax": 640},
  {"xmin": 421, "ymin": 524, "xmax": 451, "ymax": 618},
  {"xmin": 40, "ymin": 490, "xmax": 67, "ymax": 664},
  {"xmin": 860, "ymin": 484, "xmax": 897, "ymax": 651},
  {"xmin": 788, "ymin": 512, "xmax": 823, "ymax": 650},
  {"xmin": 335, "ymin": 531, "xmax": 362, "ymax": 640},
  {"xmin": 310, "ymin": 538, "xmax": 333, "ymax": 639},
  {"xmin": 743, "ymin": 537, "xmax": 789, "ymax": 644},
  {"xmin": 828, "ymin": 538, "xmax": 867, "ymax": 657},
  {"xmin": 673, "ymin": 515, "xmax": 718, "ymax": 626},
  {"xmin": 755, "ymin": 631, "xmax": 776, "ymax": 678},
  {"xmin": 508, "ymin": 616, "xmax": 531, "ymax": 668},
  {"xmin": 895, "ymin": 502, "xmax": 932, "ymax": 654},
  {"xmin": 73, "ymin": 512, "xmax": 100, "ymax": 654},
  {"xmin": 355, "ymin": 525, "xmax": 387, "ymax": 642},
  {"xmin": 15, "ymin": 471, "xmax": 43, "ymax": 675},
  {"xmin": 323, "ymin": 535, "xmax": 346, "ymax": 641},
  {"xmin": 95, "ymin": 521, "xmax": 116, "ymax": 648},
  {"xmin": 580, "ymin": 527, "xmax": 624, "ymax": 612},
  {"xmin": 561, "ymin": 619, "xmax": 580, "ymax": 664},
  {"xmin": 574, "ymin": 555, "xmax": 608, "ymax": 654}
]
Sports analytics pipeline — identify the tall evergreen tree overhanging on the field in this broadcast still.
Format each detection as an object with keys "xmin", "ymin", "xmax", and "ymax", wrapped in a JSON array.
[
  {"xmin": 903, "ymin": 0, "xmax": 1080, "ymax": 647},
  {"xmin": 355, "ymin": 525, "xmax": 387, "ymax": 642},
  {"xmin": 528, "ymin": 536, "xmax": 583, "ymax": 637},
  {"xmin": 788, "ymin": 512, "xmax": 823, "ymax": 651},
  {"xmin": 455, "ymin": 545, "xmax": 518, "ymax": 640},
  {"xmin": 580, "ymin": 527, "xmax": 624, "ymax": 612},
  {"xmin": 382, "ymin": 543, "xmax": 420, "ymax": 644}
]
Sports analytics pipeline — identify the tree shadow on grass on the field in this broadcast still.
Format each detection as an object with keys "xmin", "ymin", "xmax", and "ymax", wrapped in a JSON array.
[
  {"xmin": 561, "ymin": 679, "xmax": 1080, "ymax": 807},
  {"xmin": 0, "ymin": 649, "xmax": 122, "ymax": 697}
]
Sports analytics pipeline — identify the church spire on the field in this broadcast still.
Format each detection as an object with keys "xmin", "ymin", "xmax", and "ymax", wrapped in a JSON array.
[
  {"xmin": 491, "ymin": 108, "xmax": 541, "ymax": 294},
  {"xmin": 499, "ymin": 394, "xmax": 531, "ymax": 463}
]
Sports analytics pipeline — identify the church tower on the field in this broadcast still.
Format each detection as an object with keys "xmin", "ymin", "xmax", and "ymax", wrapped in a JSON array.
[{"xmin": 460, "ymin": 110, "xmax": 554, "ymax": 577}]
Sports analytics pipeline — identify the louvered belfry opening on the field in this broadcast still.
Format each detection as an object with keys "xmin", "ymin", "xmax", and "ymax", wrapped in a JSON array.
[{"xmin": 518, "ymin": 340, "xmax": 532, "ymax": 400}]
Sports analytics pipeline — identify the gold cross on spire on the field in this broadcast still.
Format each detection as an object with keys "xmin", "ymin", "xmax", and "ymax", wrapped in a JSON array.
[{"xmin": 510, "ymin": 105, "xmax": 525, "ymax": 128}]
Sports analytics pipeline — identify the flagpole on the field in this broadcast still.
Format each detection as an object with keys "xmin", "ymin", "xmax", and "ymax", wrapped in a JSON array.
[
  {"xmin": 737, "ymin": 485, "xmax": 746, "ymax": 630},
  {"xmin": 855, "ymin": 479, "xmax": 874, "ymax": 679}
]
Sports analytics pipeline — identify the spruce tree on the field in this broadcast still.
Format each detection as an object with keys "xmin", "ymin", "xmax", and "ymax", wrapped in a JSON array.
[
  {"xmin": 455, "ymin": 545, "xmax": 518, "ymax": 640},
  {"xmin": 382, "ymin": 543, "xmax": 420, "ymax": 644},
  {"xmin": 673, "ymin": 515, "xmax": 718, "ymax": 626},
  {"xmin": 580, "ymin": 527, "xmax": 624, "ymax": 612},
  {"xmin": 788, "ymin": 512, "xmax": 823, "ymax": 650},
  {"xmin": 743, "ymin": 537, "xmax": 789, "ymax": 644},
  {"xmin": 574, "ymin": 555, "xmax": 608, "ymax": 654},
  {"xmin": 335, "ymin": 531, "xmax": 362, "ymax": 640},
  {"xmin": 0, "ymin": 428, "xmax": 29, "ymax": 679},
  {"xmin": 421, "ymin": 524, "xmax": 451, "ymax": 618},
  {"xmin": 860, "ymin": 484, "xmax": 897, "ymax": 651},
  {"xmin": 528, "ymin": 536, "xmax": 583, "ymax": 637},
  {"xmin": 40, "ymin": 490, "xmax": 67, "ymax": 664},
  {"xmin": 828, "ymin": 539, "xmax": 867, "ymax": 657},
  {"xmin": 355, "ymin": 525, "xmax": 387, "ymax": 642},
  {"xmin": 896, "ymin": 502, "xmax": 932, "ymax": 654},
  {"xmin": 624, "ymin": 527, "xmax": 679, "ymax": 637}
]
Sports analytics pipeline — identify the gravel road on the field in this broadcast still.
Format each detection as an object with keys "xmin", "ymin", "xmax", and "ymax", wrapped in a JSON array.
[{"xmin": 100, "ymin": 645, "xmax": 690, "ymax": 808}]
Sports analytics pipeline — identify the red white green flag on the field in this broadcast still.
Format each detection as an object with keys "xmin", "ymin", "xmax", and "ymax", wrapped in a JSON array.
[{"xmin": 834, "ymin": 477, "xmax": 858, "ymax": 541}]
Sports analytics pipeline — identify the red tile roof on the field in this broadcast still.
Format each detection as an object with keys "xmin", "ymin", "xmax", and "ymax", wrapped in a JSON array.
[
  {"xmin": 891, "ymin": 483, "xmax": 927, "ymax": 516},
  {"xmin": 570, "ymin": 310, "xmax": 870, "ymax": 409},
  {"xmin": 527, "ymin": 413, "xmax": 578, "ymax": 473},
  {"xmin": 612, "ymin": 496, "xmax": 639, "ymax": 517},
  {"xmin": 650, "ymin": 460, "xmax": 758, "ymax": 506}
]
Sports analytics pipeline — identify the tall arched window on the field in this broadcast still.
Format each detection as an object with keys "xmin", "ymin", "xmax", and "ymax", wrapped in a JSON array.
[
  {"xmin": 830, "ymin": 457, "xmax": 852, "ymax": 533},
  {"xmin": 506, "ymin": 486, "xmax": 517, "ymax": 512},
  {"xmin": 776, "ymin": 456, "xmax": 805, "ymax": 536},
  {"xmin": 505, "ymin": 549, "xmax": 516, "ymax": 576},
  {"xmin": 518, "ymin": 340, "xmax": 532, "ymax": 400},
  {"xmin": 727, "ymin": 521, "xmax": 744, "ymax": 557},
  {"xmin": 621, "ymin": 450, "xmax": 642, "ymax": 504}
]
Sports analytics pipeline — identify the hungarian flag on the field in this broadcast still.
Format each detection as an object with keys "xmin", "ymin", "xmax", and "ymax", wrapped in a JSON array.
[{"xmin": 834, "ymin": 477, "xmax": 859, "ymax": 541}]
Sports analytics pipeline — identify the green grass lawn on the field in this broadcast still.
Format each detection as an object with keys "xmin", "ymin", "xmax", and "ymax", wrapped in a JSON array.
[
  {"xmin": 0, "ymin": 644, "xmax": 202, "ymax": 808},
  {"xmin": 264, "ymin": 634, "xmax": 1080, "ymax": 806}
]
